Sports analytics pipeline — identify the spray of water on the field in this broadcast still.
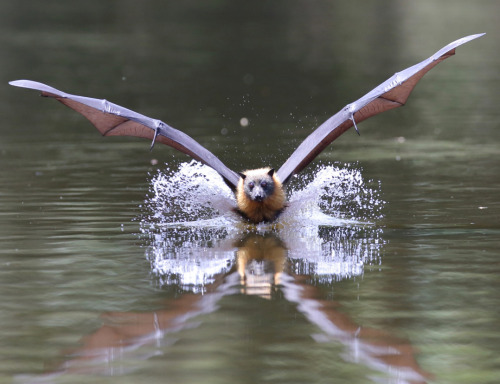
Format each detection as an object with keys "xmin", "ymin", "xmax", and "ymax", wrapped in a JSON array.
[
  {"xmin": 141, "ymin": 160, "xmax": 384, "ymax": 228},
  {"xmin": 281, "ymin": 163, "xmax": 384, "ymax": 226},
  {"xmin": 141, "ymin": 160, "xmax": 237, "ymax": 227},
  {"xmin": 140, "ymin": 161, "xmax": 385, "ymax": 292}
]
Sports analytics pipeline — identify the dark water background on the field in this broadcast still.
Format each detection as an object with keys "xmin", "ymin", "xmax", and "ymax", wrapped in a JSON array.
[{"xmin": 1, "ymin": 1, "xmax": 499, "ymax": 383}]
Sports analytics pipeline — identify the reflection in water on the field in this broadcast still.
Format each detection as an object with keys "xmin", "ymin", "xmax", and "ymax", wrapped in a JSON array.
[
  {"xmin": 18, "ymin": 163, "xmax": 429, "ymax": 383},
  {"xmin": 146, "ymin": 223, "xmax": 381, "ymax": 293},
  {"xmin": 235, "ymin": 233, "xmax": 287, "ymax": 297}
]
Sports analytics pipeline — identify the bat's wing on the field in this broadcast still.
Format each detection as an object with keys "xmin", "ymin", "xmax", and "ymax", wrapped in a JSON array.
[
  {"xmin": 277, "ymin": 33, "xmax": 485, "ymax": 185},
  {"xmin": 9, "ymin": 80, "xmax": 240, "ymax": 189}
]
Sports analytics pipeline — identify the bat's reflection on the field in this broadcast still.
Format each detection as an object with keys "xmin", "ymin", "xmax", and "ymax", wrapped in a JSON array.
[{"xmin": 50, "ymin": 230, "xmax": 430, "ymax": 384}]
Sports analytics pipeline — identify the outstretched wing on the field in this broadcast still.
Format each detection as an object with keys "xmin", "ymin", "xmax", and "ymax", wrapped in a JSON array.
[
  {"xmin": 277, "ymin": 33, "xmax": 485, "ymax": 185},
  {"xmin": 9, "ymin": 80, "xmax": 240, "ymax": 189}
]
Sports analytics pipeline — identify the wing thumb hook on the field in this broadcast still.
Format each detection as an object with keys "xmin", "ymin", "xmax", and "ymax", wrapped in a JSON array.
[
  {"xmin": 350, "ymin": 113, "xmax": 361, "ymax": 136},
  {"xmin": 150, "ymin": 126, "xmax": 160, "ymax": 151}
]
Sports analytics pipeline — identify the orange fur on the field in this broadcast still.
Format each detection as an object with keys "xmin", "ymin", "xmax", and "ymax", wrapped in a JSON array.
[{"xmin": 236, "ymin": 168, "xmax": 286, "ymax": 223}]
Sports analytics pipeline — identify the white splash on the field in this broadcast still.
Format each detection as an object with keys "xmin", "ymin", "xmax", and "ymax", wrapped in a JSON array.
[
  {"xmin": 142, "ymin": 161, "xmax": 383, "ymax": 227},
  {"xmin": 140, "ymin": 161, "xmax": 385, "ymax": 292},
  {"xmin": 142, "ymin": 160, "xmax": 236, "ymax": 226},
  {"xmin": 283, "ymin": 163, "xmax": 384, "ymax": 224}
]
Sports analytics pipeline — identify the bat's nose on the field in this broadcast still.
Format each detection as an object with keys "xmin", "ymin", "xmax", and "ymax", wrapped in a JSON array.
[{"xmin": 252, "ymin": 187, "xmax": 264, "ymax": 202}]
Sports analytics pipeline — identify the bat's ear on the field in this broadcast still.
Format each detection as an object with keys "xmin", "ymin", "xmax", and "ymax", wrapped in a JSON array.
[
  {"xmin": 238, "ymin": 172, "xmax": 246, "ymax": 180},
  {"xmin": 267, "ymin": 168, "xmax": 275, "ymax": 177}
]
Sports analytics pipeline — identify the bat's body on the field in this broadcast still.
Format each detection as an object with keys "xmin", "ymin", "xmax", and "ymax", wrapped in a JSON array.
[{"xmin": 10, "ymin": 34, "xmax": 484, "ymax": 223}]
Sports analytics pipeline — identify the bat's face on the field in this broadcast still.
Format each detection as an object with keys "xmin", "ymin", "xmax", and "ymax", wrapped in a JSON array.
[
  {"xmin": 238, "ymin": 168, "xmax": 276, "ymax": 203},
  {"xmin": 236, "ymin": 167, "xmax": 286, "ymax": 223}
]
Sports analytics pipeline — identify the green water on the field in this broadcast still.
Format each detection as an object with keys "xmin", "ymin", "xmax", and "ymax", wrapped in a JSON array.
[{"xmin": 1, "ymin": 1, "xmax": 499, "ymax": 383}]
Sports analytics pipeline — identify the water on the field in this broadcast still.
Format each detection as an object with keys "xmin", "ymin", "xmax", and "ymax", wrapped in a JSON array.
[{"xmin": 1, "ymin": 1, "xmax": 500, "ymax": 383}]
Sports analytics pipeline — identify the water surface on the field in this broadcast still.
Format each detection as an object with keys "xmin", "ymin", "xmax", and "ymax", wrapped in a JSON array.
[{"xmin": 1, "ymin": 1, "xmax": 499, "ymax": 383}]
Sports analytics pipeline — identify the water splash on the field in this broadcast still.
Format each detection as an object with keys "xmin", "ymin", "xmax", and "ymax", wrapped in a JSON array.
[
  {"xmin": 141, "ymin": 160, "xmax": 384, "ymax": 228},
  {"xmin": 283, "ymin": 163, "xmax": 384, "ymax": 224},
  {"xmin": 140, "ymin": 161, "xmax": 385, "ymax": 292},
  {"xmin": 141, "ymin": 160, "xmax": 237, "ymax": 227}
]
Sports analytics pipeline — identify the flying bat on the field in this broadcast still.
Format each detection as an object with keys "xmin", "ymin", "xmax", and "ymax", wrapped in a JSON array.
[{"xmin": 10, "ymin": 33, "xmax": 484, "ymax": 223}]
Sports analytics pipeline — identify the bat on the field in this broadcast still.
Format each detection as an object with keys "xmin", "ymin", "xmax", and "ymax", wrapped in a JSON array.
[{"xmin": 9, "ymin": 33, "xmax": 484, "ymax": 223}]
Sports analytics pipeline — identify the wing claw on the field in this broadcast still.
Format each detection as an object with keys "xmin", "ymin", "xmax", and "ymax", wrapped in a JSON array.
[
  {"xmin": 350, "ymin": 114, "xmax": 361, "ymax": 136},
  {"xmin": 150, "ymin": 126, "xmax": 160, "ymax": 151}
]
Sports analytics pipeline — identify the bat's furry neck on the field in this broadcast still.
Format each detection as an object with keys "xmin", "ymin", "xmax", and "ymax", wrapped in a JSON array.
[{"xmin": 236, "ymin": 168, "xmax": 286, "ymax": 223}]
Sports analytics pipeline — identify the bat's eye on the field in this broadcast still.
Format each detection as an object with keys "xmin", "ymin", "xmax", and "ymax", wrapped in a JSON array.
[
  {"xmin": 260, "ymin": 181, "xmax": 267, "ymax": 188},
  {"xmin": 248, "ymin": 181, "xmax": 255, "ymax": 189}
]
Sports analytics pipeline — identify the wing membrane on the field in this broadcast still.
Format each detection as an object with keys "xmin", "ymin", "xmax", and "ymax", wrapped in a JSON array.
[
  {"xmin": 9, "ymin": 80, "xmax": 240, "ymax": 189},
  {"xmin": 277, "ymin": 33, "xmax": 485, "ymax": 184}
]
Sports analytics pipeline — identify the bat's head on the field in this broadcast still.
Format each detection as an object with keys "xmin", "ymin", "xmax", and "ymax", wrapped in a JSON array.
[
  {"xmin": 236, "ymin": 168, "xmax": 286, "ymax": 223},
  {"xmin": 238, "ymin": 168, "xmax": 277, "ymax": 202}
]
